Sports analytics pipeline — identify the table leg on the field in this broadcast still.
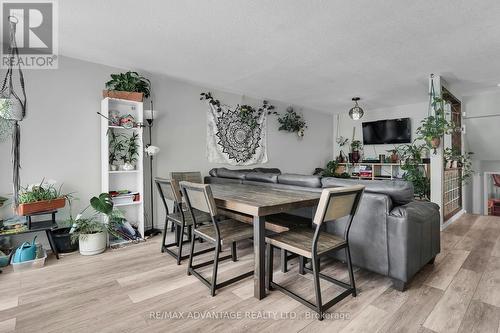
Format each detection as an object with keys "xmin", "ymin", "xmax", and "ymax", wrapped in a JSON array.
[
  {"xmin": 46, "ymin": 230, "xmax": 60, "ymax": 259},
  {"xmin": 253, "ymin": 215, "xmax": 266, "ymax": 299}
]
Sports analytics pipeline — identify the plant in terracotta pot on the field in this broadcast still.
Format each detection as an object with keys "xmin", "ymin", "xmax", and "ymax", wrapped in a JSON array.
[
  {"xmin": 103, "ymin": 71, "xmax": 151, "ymax": 102},
  {"xmin": 416, "ymin": 97, "xmax": 454, "ymax": 153},
  {"xmin": 17, "ymin": 179, "xmax": 70, "ymax": 216},
  {"xmin": 350, "ymin": 140, "xmax": 363, "ymax": 163}
]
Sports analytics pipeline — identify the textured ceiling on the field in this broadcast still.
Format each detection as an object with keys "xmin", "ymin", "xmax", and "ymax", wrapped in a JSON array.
[{"xmin": 60, "ymin": 0, "xmax": 500, "ymax": 113}]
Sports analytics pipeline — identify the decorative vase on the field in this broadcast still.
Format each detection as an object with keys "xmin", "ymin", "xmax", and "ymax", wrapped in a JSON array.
[
  {"xmin": 122, "ymin": 162, "xmax": 135, "ymax": 171},
  {"xmin": 452, "ymin": 160, "xmax": 458, "ymax": 169},
  {"xmin": 297, "ymin": 128, "xmax": 305, "ymax": 138},
  {"xmin": 110, "ymin": 164, "xmax": 118, "ymax": 171},
  {"xmin": 79, "ymin": 232, "xmax": 107, "ymax": 256}
]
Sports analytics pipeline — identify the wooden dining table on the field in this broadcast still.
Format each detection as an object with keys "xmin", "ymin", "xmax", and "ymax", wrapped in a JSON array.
[{"xmin": 209, "ymin": 183, "xmax": 321, "ymax": 300}]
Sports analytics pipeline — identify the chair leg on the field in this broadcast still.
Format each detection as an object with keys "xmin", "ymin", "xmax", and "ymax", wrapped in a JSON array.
[
  {"xmin": 187, "ymin": 231, "xmax": 196, "ymax": 276},
  {"xmin": 345, "ymin": 245, "xmax": 356, "ymax": 297},
  {"xmin": 266, "ymin": 243, "xmax": 274, "ymax": 290},
  {"xmin": 299, "ymin": 256, "xmax": 305, "ymax": 275},
  {"xmin": 161, "ymin": 218, "xmax": 168, "ymax": 253},
  {"xmin": 281, "ymin": 249, "xmax": 288, "ymax": 273},
  {"xmin": 211, "ymin": 242, "xmax": 221, "ymax": 296},
  {"xmin": 177, "ymin": 222, "xmax": 186, "ymax": 265},
  {"xmin": 312, "ymin": 255, "xmax": 323, "ymax": 321},
  {"xmin": 231, "ymin": 242, "xmax": 237, "ymax": 262}
]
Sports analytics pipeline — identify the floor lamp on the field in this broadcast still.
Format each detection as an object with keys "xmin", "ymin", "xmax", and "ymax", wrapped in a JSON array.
[{"xmin": 144, "ymin": 104, "xmax": 161, "ymax": 237}]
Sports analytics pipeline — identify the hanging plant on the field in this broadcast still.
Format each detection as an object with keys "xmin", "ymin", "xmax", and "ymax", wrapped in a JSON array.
[
  {"xmin": 200, "ymin": 92, "xmax": 276, "ymax": 129},
  {"xmin": 277, "ymin": 107, "xmax": 307, "ymax": 137},
  {"xmin": 416, "ymin": 97, "xmax": 454, "ymax": 153}
]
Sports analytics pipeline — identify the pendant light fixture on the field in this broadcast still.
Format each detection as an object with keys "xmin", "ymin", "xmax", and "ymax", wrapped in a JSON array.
[{"xmin": 349, "ymin": 97, "xmax": 364, "ymax": 120}]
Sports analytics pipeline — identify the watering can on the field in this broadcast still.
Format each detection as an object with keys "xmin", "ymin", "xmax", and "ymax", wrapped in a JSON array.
[{"xmin": 12, "ymin": 236, "xmax": 37, "ymax": 263}]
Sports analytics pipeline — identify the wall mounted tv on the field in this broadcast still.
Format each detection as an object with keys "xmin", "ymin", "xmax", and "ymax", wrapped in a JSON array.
[{"xmin": 362, "ymin": 118, "xmax": 411, "ymax": 144}]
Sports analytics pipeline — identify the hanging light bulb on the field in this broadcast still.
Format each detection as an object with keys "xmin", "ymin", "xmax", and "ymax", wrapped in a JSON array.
[{"xmin": 349, "ymin": 97, "xmax": 364, "ymax": 120}]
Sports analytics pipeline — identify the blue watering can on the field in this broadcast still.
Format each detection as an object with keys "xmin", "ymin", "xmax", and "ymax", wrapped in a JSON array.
[{"xmin": 13, "ymin": 236, "xmax": 37, "ymax": 263}]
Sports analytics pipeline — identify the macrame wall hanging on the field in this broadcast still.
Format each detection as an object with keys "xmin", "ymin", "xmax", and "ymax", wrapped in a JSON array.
[{"xmin": 0, "ymin": 16, "xmax": 27, "ymax": 206}]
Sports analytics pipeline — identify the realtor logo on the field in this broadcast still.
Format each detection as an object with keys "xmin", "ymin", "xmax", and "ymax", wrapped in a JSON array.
[{"xmin": 1, "ymin": 0, "xmax": 58, "ymax": 69}]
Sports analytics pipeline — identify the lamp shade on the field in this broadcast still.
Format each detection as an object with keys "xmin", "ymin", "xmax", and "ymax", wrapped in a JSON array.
[
  {"xmin": 348, "ymin": 97, "xmax": 364, "ymax": 120},
  {"xmin": 144, "ymin": 109, "xmax": 158, "ymax": 121},
  {"xmin": 145, "ymin": 145, "xmax": 160, "ymax": 156}
]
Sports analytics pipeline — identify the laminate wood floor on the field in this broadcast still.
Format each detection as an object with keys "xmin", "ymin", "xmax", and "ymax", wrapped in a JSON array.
[{"xmin": 1, "ymin": 214, "xmax": 500, "ymax": 333}]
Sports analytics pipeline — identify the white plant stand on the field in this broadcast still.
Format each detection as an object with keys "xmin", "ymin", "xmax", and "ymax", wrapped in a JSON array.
[{"xmin": 101, "ymin": 97, "xmax": 145, "ymax": 245}]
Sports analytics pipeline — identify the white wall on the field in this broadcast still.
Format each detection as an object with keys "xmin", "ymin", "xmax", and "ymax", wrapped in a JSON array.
[
  {"xmin": 462, "ymin": 90, "xmax": 500, "ymax": 214},
  {"xmin": 150, "ymin": 73, "xmax": 333, "ymax": 227},
  {"xmin": 332, "ymin": 102, "xmax": 427, "ymax": 159},
  {"xmin": 0, "ymin": 56, "xmax": 334, "ymax": 234}
]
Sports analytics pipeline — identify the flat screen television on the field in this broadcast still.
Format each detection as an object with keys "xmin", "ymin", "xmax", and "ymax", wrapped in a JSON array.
[{"xmin": 362, "ymin": 118, "xmax": 411, "ymax": 144}]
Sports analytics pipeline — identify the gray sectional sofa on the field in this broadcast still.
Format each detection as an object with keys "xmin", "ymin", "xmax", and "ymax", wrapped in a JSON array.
[{"xmin": 206, "ymin": 167, "xmax": 440, "ymax": 291}]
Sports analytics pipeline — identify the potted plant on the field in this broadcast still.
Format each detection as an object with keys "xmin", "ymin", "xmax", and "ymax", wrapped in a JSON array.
[
  {"xmin": 444, "ymin": 148, "xmax": 474, "ymax": 183},
  {"xmin": 350, "ymin": 140, "xmax": 362, "ymax": 163},
  {"xmin": 276, "ymin": 107, "xmax": 308, "ymax": 137},
  {"xmin": 109, "ymin": 131, "xmax": 125, "ymax": 171},
  {"xmin": 103, "ymin": 71, "xmax": 151, "ymax": 102},
  {"xmin": 122, "ymin": 132, "xmax": 139, "ymax": 171},
  {"xmin": 52, "ymin": 197, "xmax": 79, "ymax": 253},
  {"xmin": 416, "ymin": 97, "xmax": 454, "ymax": 153},
  {"xmin": 386, "ymin": 147, "xmax": 399, "ymax": 163},
  {"xmin": 70, "ymin": 193, "xmax": 112, "ymax": 255},
  {"xmin": 398, "ymin": 142, "xmax": 430, "ymax": 199},
  {"xmin": 17, "ymin": 179, "xmax": 68, "ymax": 216}
]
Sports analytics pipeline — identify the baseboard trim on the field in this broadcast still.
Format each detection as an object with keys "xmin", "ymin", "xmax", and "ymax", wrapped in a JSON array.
[{"xmin": 441, "ymin": 209, "xmax": 466, "ymax": 230}]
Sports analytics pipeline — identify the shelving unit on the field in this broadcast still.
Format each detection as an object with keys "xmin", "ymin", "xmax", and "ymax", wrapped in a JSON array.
[
  {"xmin": 338, "ymin": 162, "xmax": 430, "ymax": 181},
  {"xmin": 101, "ymin": 97, "xmax": 145, "ymax": 244}
]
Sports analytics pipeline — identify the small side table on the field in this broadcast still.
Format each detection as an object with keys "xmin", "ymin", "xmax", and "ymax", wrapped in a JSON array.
[{"xmin": 0, "ymin": 210, "xmax": 60, "ymax": 259}]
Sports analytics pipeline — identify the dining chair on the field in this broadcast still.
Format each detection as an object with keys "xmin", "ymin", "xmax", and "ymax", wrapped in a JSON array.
[
  {"xmin": 266, "ymin": 185, "xmax": 365, "ymax": 320},
  {"xmin": 168, "ymin": 172, "xmax": 203, "ymax": 232},
  {"xmin": 180, "ymin": 181, "xmax": 254, "ymax": 296},
  {"xmin": 155, "ymin": 178, "xmax": 213, "ymax": 264}
]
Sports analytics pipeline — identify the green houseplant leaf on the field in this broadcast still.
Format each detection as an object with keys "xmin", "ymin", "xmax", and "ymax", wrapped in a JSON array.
[{"xmin": 90, "ymin": 193, "xmax": 113, "ymax": 215}]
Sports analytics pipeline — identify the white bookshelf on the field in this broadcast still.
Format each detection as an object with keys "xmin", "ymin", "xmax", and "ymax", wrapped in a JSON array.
[{"xmin": 101, "ymin": 97, "xmax": 145, "ymax": 242}]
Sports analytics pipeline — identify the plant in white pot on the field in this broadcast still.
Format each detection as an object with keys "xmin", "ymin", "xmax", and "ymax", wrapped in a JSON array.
[{"xmin": 70, "ymin": 193, "xmax": 125, "ymax": 256}]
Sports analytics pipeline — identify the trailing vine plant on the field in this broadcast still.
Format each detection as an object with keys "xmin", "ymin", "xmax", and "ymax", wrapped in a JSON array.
[
  {"xmin": 200, "ymin": 92, "xmax": 276, "ymax": 129},
  {"xmin": 277, "ymin": 107, "xmax": 307, "ymax": 135},
  {"xmin": 397, "ymin": 142, "xmax": 430, "ymax": 199},
  {"xmin": 416, "ymin": 96, "xmax": 455, "ymax": 153}
]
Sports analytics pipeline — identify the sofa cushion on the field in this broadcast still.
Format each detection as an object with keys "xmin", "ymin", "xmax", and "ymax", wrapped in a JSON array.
[
  {"xmin": 321, "ymin": 177, "xmax": 414, "ymax": 206},
  {"xmin": 253, "ymin": 167, "xmax": 281, "ymax": 174},
  {"xmin": 208, "ymin": 168, "xmax": 218, "ymax": 177},
  {"xmin": 278, "ymin": 174, "xmax": 322, "ymax": 188},
  {"xmin": 245, "ymin": 172, "xmax": 279, "ymax": 183},
  {"xmin": 215, "ymin": 168, "xmax": 251, "ymax": 180}
]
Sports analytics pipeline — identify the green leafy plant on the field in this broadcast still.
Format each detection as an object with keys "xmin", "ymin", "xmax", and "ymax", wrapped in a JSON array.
[
  {"xmin": 397, "ymin": 142, "xmax": 430, "ymax": 199},
  {"xmin": 277, "ymin": 107, "xmax": 307, "ymax": 133},
  {"xmin": 108, "ymin": 131, "xmax": 126, "ymax": 165},
  {"xmin": 416, "ymin": 97, "xmax": 455, "ymax": 152},
  {"xmin": 444, "ymin": 148, "xmax": 474, "ymax": 184},
  {"xmin": 200, "ymin": 92, "xmax": 277, "ymax": 129},
  {"xmin": 18, "ymin": 179, "xmax": 71, "ymax": 204},
  {"xmin": 105, "ymin": 71, "xmax": 151, "ymax": 98},
  {"xmin": 122, "ymin": 132, "xmax": 139, "ymax": 164},
  {"xmin": 70, "ymin": 193, "xmax": 129, "ymax": 243},
  {"xmin": 317, "ymin": 160, "xmax": 350, "ymax": 178},
  {"xmin": 351, "ymin": 140, "xmax": 362, "ymax": 152}
]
